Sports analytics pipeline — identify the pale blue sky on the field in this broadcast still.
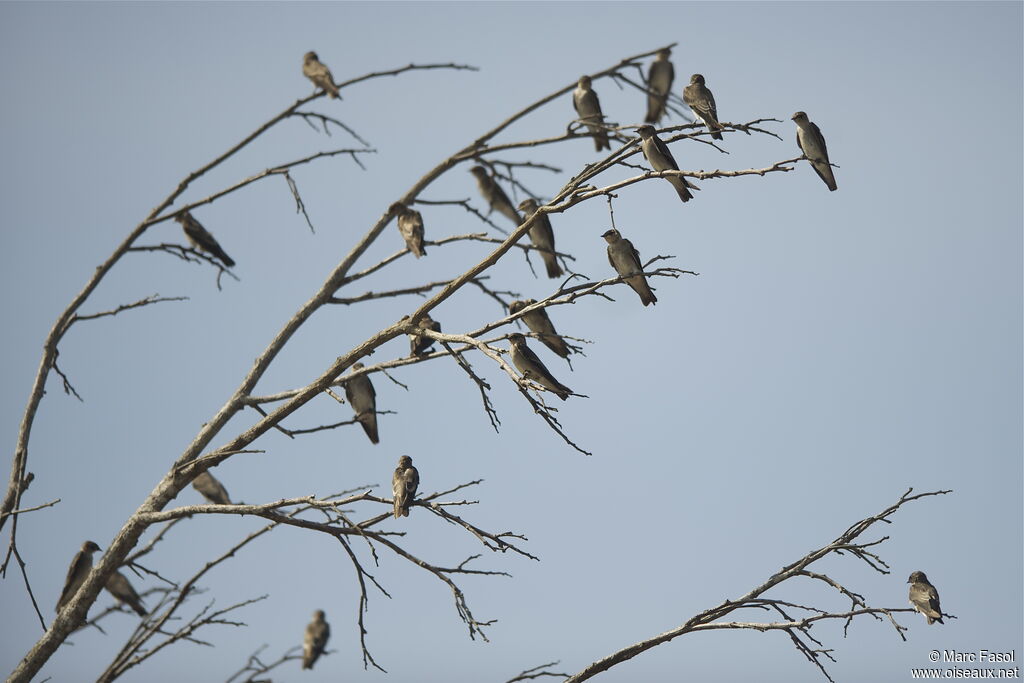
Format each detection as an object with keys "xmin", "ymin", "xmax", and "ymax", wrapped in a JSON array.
[{"xmin": 1, "ymin": 2, "xmax": 1021, "ymax": 682}]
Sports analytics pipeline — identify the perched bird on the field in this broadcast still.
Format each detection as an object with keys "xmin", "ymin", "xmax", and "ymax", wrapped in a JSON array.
[
  {"xmin": 792, "ymin": 111, "xmax": 837, "ymax": 191},
  {"xmin": 175, "ymin": 211, "xmax": 235, "ymax": 268},
  {"xmin": 508, "ymin": 333, "xmax": 572, "ymax": 401},
  {"xmin": 908, "ymin": 571, "xmax": 944, "ymax": 625},
  {"xmin": 392, "ymin": 455, "xmax": 420, "ymax": 519},
  {"xmin": 344, "ymin": 362, "xmax": 379, "ymax": 445},
  {"xmin": 56, "ymin": 540, "xmax": 101, "ymax": 613},
  {"xmin": 645, "ymin": 48, "xmax": 675, "ymax": 124},
  {"xmin": 409, "ymin": 313, "xmax": 441, "ymax": 357},
  {"xmin": 509, "ymin": 299, "xmax": 569, "ymax": 358},
  {"xmin": 105, "ymin": 570, "xmax": 147, "ymax": 617},
  {"xmin": 390, "ymin": 202, "xmax": 426, "ymax": 258},
  {"xmin": 683, "ymin": 74, "xmax": 723, "ymax": 140},
  {"xmin": 573, "ymin": 75, "xmax": 611, "ymax": 152},
  {"xmin": 636, "ymin": 125, "xmax": 697, "ymax": 203},
  {"xmin": 469, "ymin": 166, "xmax": 522, "ymax": 226},
  {"xmin": 302, "ymin": 609, "xmax": 331, "ymax": 670},
  {"xmin": 602, "ymin": 228, "xmax": 657, "ymax": 307},
  {"xmin": 302, "ymin": 51, "xmax": 340, "ymax": 99},
  {"xmin": 517, "ymin": 198, "xmax": 563, "ymax": 279},
  {"xmin": 192, "ymin": 470, "xmax": 232, "ymax": 505}
]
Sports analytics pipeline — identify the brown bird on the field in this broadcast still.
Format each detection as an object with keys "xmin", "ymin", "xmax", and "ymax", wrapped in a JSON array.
[
  {"xmin": 302, "ymin": 609, "xmax": 331, "ymax": 669},
  {"xmin": 469, "ymin": 166, "xmax": 522, "ymax": 226},
  {"xmin": 509, "ymin": 299, "xmax": 569, "ymax": 358},
  {"xmin": 302, "ymin": 51, "xmax": 340, "ymax": 99},
  {"xmin": 645, "ymin": 48, "xmax": 675, "ymax": 125},
  {"xmin": 636, "ymin": 125, "xmax": 697, "ymax": 203},
  {"xmin": 105, "ymin": 570, "xmax": 147, "ymax": 617},
  {"xmin": 573, "ymin": 75, "xmax": 611, "ymax": 152},
  {"xmin": 56, "ymin": 540, "xmax": 101, "ymax": 613},
  {"xmin": 344, "ymin": 362, "xmax": 379, "ymax": 445},
  {"xmin": 409, "ymin": 313, "xmax": 441, "ymax": 357},
  {"xmin": 517, "ymin": 198, "xmax": 563, "ymax": 279},
  {"xmin": 683, "ymin": 74, "xmax": 723, "ymax": 140},
  {"xmin": 792, "ymin": 111, "xmax": 837, "ymax": 191},
  {"xmin": 392, "ymin": 455, "xmax": 420, "ymax": 519},
  {"xmin": 174, "ymin": 211, "xmax": 235, "ymax": 268},
  {"xmin": 508, "ymin": 333, "xmax": 572, "ymax": 400},
  {"xmin": 602, "ymin": 228, "xmax": 657, "ymax": 306},
  {"xmin": 908, "ymin": 571, "xmax": 944, "ymax": 625},
  {"xmin": 192, "ymin": 470, "xmax": 232, "ymax": 505},
  {"xmin": 390, "ymin": 202, "xmax": 426, "ymax": 258}
]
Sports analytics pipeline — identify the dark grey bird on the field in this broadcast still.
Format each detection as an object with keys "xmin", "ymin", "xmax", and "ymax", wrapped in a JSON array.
[
  {"xmin": 392, "ymin": 455, "xmax": 419, "ymax": 519},
  {"xmin": 409, "ymin": 313, "xmax": 441, "ymax": 357},
  {"xmin": 469, "ymin": 166, "xmax": 522, "ymax": 226},
  {"xmin": 573, "ymin": 75, "xmax": 611, "ymax": 152},
  {"xmin": 302, "ymin": 51, "xmax": 340, "ymax": 99},
  {"xmin": 602, "ymin": 228, "xmax": 657, "ymax": 306},
  {"xmin": 683, "ymin": 74, "xmax": 723, "ymax": 140},
  {"xmin": 174, "ymin": 211, "xmax": 235, "ymax": 268},
  {"xmin": 636, "ymin": 125, "xmax": 697, "ymax": 203},
  {"xmin": 645, "ymin": 49, "xmax": 675, "ymax": 124},
  {"xmin": 105, "ymin": 570, "xmax": 147, "ymax": 617},
  {"xmin": 509, "ymin": 299, "xmax": 569, "ymax": 358},
  {"xmin": 56, "ymin": 540, "xmax": 101, "ymax": 613},
  {"xmin": 792, "ymin": 111, "xmax": 837, "ymax": 191},
  {"xmin": 508, "ymin": 333, "xmax": 572, "ymax": 401},
  {"xmin": 344, "ymin": 362, "xmax": 378, "ymax": 445},
  {"xmin": 908, "ymin": 571, "xmax": 944, "ymax": 625},
  {"xmin": 390, "ymin": 202, "xmax": 426, "ymax": 258},
  {"xmin": 192, "ymin": 471, "xmax": 232, "ymax": 505},
  {"xmin": 302, "ymin": 609, "xmax": 331, "ymax": 669},
  {"xmin": 517, "ymin": 198, "xmax": 563, "ymax": 279}
]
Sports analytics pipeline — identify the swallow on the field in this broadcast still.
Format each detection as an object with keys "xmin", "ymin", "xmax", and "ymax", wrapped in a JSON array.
[
  {"xmin": 105, "ymin": 570, "xmax": 147, "ymax": 617},
  {"xmin": 56, "ymin": 540, "xmax": 101, "ymax": 613},
  {"xmin": 392, "ymin": 455, "xmax": 420, "ymax": 519},
  {"xmin": 683, "ymin": 74, "xmax": 723, "ymax": 140},
  {"xmin": 409, "ymin": 313, "xmax": 441, "ymax": 356},
  {"xmin": 636, "ymin": 125, "xmax": 697, "ymax": 203},
  {"xmin": 302, "ymin": 609, "xmax": 331, "ymax": 669},
  {"xmin": 344, "ymin": 362, "xmax": 378, "ymax": 444},
  {"xmin": 508, "ymin": 333, "xmax": 572, "ymax": 400},
  {"xmin": 517, "ymin": 199, "xmax": 563, "ymax": 279},
  {"xmin": 470, "ymin": 166, "xmax": 521, "ymax": 226},
  {"xmin": 908, "ymin": 571, "xmax": 944, "ymax": 625},
  {"xmin": 573, "ymin": 75, "xmax": 611, "ymax": 152},
  {"xmin": 509, "ymin": 299, "xmax": 569, "ymax": 358},
  {"xmin": 645, "ymin": 48, "xmax": 675, "ymax": 124},
  {"xmin": 192, "ymin": 471, "xmax": 232, "ymax": 505},
  {"xmin": 174, "ymin": 211, "xmax": 235, "ymax": 268},
  {"xmin": 602, "ymin": 228, "xmax": 657, "ymax": 306},
  {"xmin": 302, "ymin": 51, "xmax": 340, "ymax": 99},
  {"xmin": 791, "ymin": 111, "xmax": 837, "ymax": 191},
  {"xmin": 390, "ymin": 202, "xmax": 426, "ymax": 258}
]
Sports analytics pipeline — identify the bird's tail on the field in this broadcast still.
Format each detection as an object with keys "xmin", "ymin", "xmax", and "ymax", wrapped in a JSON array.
[{"xmin": 543, "ymin": 253, "xmax": 563, "ymax": 279}]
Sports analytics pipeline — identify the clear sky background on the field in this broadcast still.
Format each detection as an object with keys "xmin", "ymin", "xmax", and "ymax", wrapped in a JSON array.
[{"xmin": 1, "ymin": 2, "xmax": 1021, "ymax": 682}]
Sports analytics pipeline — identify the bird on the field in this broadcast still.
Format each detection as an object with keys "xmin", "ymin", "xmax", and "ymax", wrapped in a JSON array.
[
  {"xmin": 344, "ymin": 362, "xmax": 379, "ymax": 445},
  {"xmin": 908, "ymin": 571, "xmax": 944, "ymax": 625},
  {"xmin": 390, "ymin": 202, "xmax": 426, "ymax": 258},
  {"xmin": 409, "ymin": 313, "xmax": 441, "ymax": 357},
  {"xmin": 174, "ymin": 211, "xmax": 235, "ymax": 268},
  {"xmin": 192, "ymin": 470, "xmax": 232, "ymax": 505},
  {"xmin": 302, "ymin": 609, "xmax": 331, "ymax": 669},
  {"xmin": 105, "ymin": 570, "xmax": 147, "ymax": 617},
  {"xmin": 602, "ymin": 228, "xmax": 657, "ymax": 307},
  {"xmin": 509, "ymin": 299, "xmax": 569, "ymax": 358},
  {"xmin": 302, "ymin": 51, "xmax": 340, "ymax": 99},
  {"xmin": 56, "ymin": 540, "xmax": 101, "ymax": 613},
  {"xmin": 645, "ymin": 48, "xmax": 675, "ymax": 124},
  {"xmin": 392, "ymin": 455, "xmax": 420, "ymax": 519},
  {"xmin": 517, "ymin": 198, "xmax": 563, "ymax": 279},
  {"xmin": 508, "ymin": 333, "xmax": 572, "ymax": 400},
  {"xmin": 791, "ymin": 111, "xmax": 837, "ymax": 191},
  {"xmin": 469, "ymin": 166, "xmax": 522, "ymax": 226},
  {"xmin": 636, "ymin": 125, "xmax": 697, "ymax": 203},
  {"xmin": 683, "ymin": 74, "xmax": 723, "ymax": 140},
  {"xmin": 573, "ymin": 75, "xmax": 611, "ymax": 152}
]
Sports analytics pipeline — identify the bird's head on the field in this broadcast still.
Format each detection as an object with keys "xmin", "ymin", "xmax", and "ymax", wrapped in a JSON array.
[
  {"xmin": 908, "ymin": 571, "xmax": 928, "ymax": 584},
  {"xmin": 517, "ymin": 198, "xmax": 539, "ymax": 213},
  {"xmin": 508, "ymin": 333, "xmax": 526, "ymax": 345},
  {"xmin": 658, "ymin": 48, "xmax": 671, "ymax": 59},
  {"xmin": 350, "ymin": 362, "xmax": 364, "ymax": 372},
  {"xmin": 635, "ymin": 125, "xmax": 656, "ymax": 140},
  {"xmin": 508, "ymin": 300, "xmax": 525, "ymax": 315},
  {"xmin": 313, "ymin": 609, "xmax": 326, "ymax": 620},
  {"xmin": 690, "ymin": 74, "xmax": 705, "ymax": 85},
  {"xmin": 791, "ymin": 111, "xmax": 808, "ymax": 123},
  {"xmin": 304, "ymin": 51, "xmax": 318, "ymax": 63},
  {"xmin": 469, "ymin": 165, "xmax": 487, "ymax": 178},
  {"xmin": 601, "ymin": 228, "xmax": 621, "ymax": 243},
  {"xmin": 398, "ymin": 455, "xmax": 413, "ymax": 468},
  {"xmin": 577, "ymin": 75, "xmax": 592, "ymax": 88},
  {"xmin": 83, "ymin": 541, "xmax": 101, "ymax": 553}
]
